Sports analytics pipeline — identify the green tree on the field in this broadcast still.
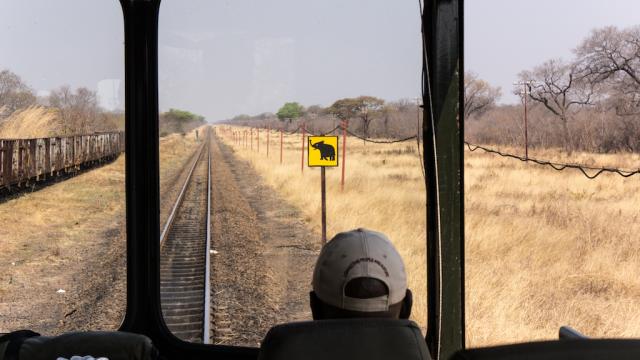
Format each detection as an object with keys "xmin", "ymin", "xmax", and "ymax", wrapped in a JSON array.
[
  {"xmin": 164, "ymin": 108, "xmax": 205, "ymax": 122},
  {"xmin": 276, "ymin": 102, "xmax": 304, "ymax": 123},
  {"xmin": 160, "ymin": 108, "xmax": 205, "ymax": 135}
]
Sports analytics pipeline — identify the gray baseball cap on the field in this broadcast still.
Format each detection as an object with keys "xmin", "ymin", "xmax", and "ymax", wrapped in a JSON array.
[{"xmin": 312, "ymin": 228, "xmax": 407, "ymax": 312}]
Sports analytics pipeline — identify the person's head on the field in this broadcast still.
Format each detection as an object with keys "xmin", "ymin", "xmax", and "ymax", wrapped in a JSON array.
[{"xmin": 310, "ymin": 228, "xmax": 412, "ymax": 320}]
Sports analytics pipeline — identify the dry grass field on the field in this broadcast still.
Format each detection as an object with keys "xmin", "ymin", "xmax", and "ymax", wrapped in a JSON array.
[
  {"xmin": 216, "ymin": 125, "xmax": 640, "ymax": 347},
  {"xmin": 465, "ymin": 146, "xmax": 640, "ymax": 345},
  {"xmin": 0, "ymin": 106, "xmax": 61, "ymax": 138}
]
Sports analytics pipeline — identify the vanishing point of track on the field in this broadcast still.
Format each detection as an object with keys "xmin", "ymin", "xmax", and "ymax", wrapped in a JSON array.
[{"xmin": 160, "ymin": 131, "xmax": 212, "ymax": 344}]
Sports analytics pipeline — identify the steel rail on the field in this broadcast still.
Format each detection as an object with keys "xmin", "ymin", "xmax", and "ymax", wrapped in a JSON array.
[
  {"xmin": 203, "ymin": 132, "xmax": 212, "ymax": 344},
  {"xmin": 159, "ymin": 140, "xmax": 206, "ymax": 246},
  {"xmin": 159, "ymin": 129, "xmax": 212, "ymax": 343}
]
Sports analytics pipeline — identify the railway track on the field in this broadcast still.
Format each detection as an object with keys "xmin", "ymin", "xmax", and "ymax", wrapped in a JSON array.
[{"xmin": 160, "ymin": 131, "xmax": 212, "ymax": 344}]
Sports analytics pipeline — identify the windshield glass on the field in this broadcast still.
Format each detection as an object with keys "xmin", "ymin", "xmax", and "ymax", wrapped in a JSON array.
[
  {"xmin": 0, "ymin": 0, "xmax": 125, "ymax": 334},
  {"xmin": 465, "ymin": 0, "xmax": 640, "ymax": 346},
  {"xmin": 158, "ymin": 0, "xmax": 426, "ymax": 346}
]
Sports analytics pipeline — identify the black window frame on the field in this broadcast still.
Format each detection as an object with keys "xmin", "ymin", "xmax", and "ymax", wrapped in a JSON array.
[{"xmin": 117, "ymin": 0, "xmax": 464, "ymax": 359}]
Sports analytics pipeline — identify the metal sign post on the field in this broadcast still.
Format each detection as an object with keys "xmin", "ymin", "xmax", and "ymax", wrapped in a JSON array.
[
  {"xmin": 308, "ymin": 135, "xmax": 339, "ymax": 245},
  {"xmin": 321, "ymin": 167, "xmax": 327, "ymax": 244}
]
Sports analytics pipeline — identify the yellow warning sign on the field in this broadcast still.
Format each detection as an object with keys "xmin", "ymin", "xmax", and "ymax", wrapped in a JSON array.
[{"xmin": 308, "ymin": 136, "xmax": 339, "ymax": 167}]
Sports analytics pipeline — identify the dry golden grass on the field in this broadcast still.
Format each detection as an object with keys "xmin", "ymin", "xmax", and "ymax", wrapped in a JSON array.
[
  {"xmin": 0, "ymin": 106, "xmax": 61, "ymax": 138},
  {"xmin": 0, "ymin": 129, "xmax": 203, "ymax": 252},
  {"xmin": 217, "ymin": 125, "xmax": 640, "ymax": 346},
  {"xmin": 465, "ymin": 145, "xmax": 640, "ymax": 346},
  {"xmin": 159, "ymin": 129, "xmax": 203, "ymax": 183},
  {"xmin": 215, "ymin": 125, "xmax": 428, "ymax": 328},
  {"xmin": 0, "ymin": 154, "xmax": 127, "ymax": 332},
  {"xmin": 159, "ymin": 128, "xmax": 205, "ymax": 226}
]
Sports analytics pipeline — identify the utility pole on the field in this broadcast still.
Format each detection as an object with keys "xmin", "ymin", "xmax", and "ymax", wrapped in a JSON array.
[{"xmin": 514, "ymin": 80, "xmax": 534, "ymax": 159}]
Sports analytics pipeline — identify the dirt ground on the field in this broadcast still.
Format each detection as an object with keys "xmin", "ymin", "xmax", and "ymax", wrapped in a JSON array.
[
  {"xmin": 0, "ymin": 156, "xmax": 128, "ymax": 334},
  {"xmin": 209, "ymin": 134, "xmax": 319, "ymax": 347}
]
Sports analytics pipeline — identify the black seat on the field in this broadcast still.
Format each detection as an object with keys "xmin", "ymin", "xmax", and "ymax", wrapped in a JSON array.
[
  {"xmin": 452, "ymin": 339, "xmax": 640, "ymax": 360},
  {"xmin": 1, "ymin": 331, "xmax": 158, "ymax": 360},
  {"xmin": 258, "ymin": 319, "xmax": 431, "ymax": 360}
]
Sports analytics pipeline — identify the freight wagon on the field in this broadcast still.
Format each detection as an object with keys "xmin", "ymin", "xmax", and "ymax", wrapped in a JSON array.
[{"xmin": 0, "ymin": 132, "xmax": 124, "ymax": 190}]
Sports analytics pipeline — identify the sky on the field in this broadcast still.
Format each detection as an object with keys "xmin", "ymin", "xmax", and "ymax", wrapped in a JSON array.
[
  {"xmin": 158, "ymin": 0, "xmax": 421, "ymax": 121},
  {"xmin": 466, "ymin": 0, "xmax": 640, "ymax": 104},
  {"xmin": 1, "ymin": 1, "xmax": 639, "ymax": 121}
]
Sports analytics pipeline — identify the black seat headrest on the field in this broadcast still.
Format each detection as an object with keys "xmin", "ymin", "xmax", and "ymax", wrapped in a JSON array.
[
  {"xmin": 452, "ymin": 339, "xmax": 640, "ymax": 360},
  {"xmin": 17, "ymin": 331, "xmax": 158, "ymax": 360},
  {"xmin": 258, "ymin": 319, "xmax": 431, "ymax": 360}
]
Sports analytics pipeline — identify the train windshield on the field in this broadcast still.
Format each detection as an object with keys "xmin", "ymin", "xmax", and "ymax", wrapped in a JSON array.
[
  {"xmin": 465, "ymin": 0, "xmax": 640, "ymax": 346},
  {"xmin": 0, "ymin": 1, "xmax": 126, "ymax": 334},
  {"xmin": 158, "ymin": 0, "xmax": 427, "ymax": 346}
]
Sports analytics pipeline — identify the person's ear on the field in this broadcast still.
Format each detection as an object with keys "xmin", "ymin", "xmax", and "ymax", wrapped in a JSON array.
[
  {"xmin": 399, "ymin": 289, "xmax": 413, "ymax": 319},
  {"xmin": 309, "ymin": 291, "xmax": 323, "ymax": 320}
]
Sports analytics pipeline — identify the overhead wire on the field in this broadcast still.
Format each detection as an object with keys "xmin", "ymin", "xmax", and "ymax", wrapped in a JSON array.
[
  {"xmin": 304, "ymin": 125, "xmax": 342, "ymax": 137},
  {"xmin": 464, "ymin": 142, "xmax": 640, "ymax": 179},
  {"xmin": 344, "ymin": 129, "xmax": 418, "ymax": 143},
  {"xmin": 282, "ymin": 125, "xmax": 303, "ymax": 135}
]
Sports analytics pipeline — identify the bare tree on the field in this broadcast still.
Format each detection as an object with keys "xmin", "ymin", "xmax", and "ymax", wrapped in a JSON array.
[
  {"xmin": 328, "ymin": 96, "xmax": 384, "ymax": 137},
  {"xmin": 575, "ymin": 26, "xmax": 640, "ymax": 115},
  {"xmin": 0, "ymin": 69, "xmax": 36, "ymax": 116},
  {"xmin": 378, "ymin": 103, "xmax": 397, "ymax": 136},
  {"xmin": 49, "ymin": 86, "xmax": 99, "ymax": 134},
  {"xmin": 519, "ymin": 59, "xmax": 595, "ymax": 150},
  {"xmin": 464, "ymin": 71, "xmax": 501, "ymax": 119},
  {"xmin": 356, "ymin": 96, "xmax": 384, "ymax": 138}
]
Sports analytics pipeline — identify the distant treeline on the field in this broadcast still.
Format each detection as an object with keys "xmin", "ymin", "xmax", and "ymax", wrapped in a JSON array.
[
  {"xmin": 466, "ymin": 103, "xmax": 640, "ymax": 154},
  {"xmin": 0, "ymin": 68, "xmax": 204, "ymax": 138},
  {"xmin": 0, "ymin": 69, "xmax": 124, "ymax": 137},
  {"xmin": 159, "ymin": 109, "xmax": 206, "ymax": 137},
  {"xmin": 223, "ymin": 25, "xmax": 640, "ymax": 154},
  {"xmin": 465, "ymin": 25, "xmax": 640, "ymax": 153},
  {"xmin": 224, "ymin": 96, "xmax": 422, "ymax": 139}
]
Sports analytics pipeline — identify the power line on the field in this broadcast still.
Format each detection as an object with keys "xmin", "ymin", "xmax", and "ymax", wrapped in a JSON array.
[
  {"xmin": 305, "ymin": 125, "xmax": 342, "ymax": 137},
  {"xmin": 465, "ymin": 142, "xmax": 640, "ymax": 179}
]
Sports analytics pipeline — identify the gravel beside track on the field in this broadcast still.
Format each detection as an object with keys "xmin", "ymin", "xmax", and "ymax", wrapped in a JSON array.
[{"xmin": 209, "ymin": 133, "xmax": 319, "ymax": 347}]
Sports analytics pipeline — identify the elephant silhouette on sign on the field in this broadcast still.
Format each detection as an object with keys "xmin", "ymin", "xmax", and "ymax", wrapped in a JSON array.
[{"xmin": 310, "ymin": 140, "xmax": 336, "ymax": 161}]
